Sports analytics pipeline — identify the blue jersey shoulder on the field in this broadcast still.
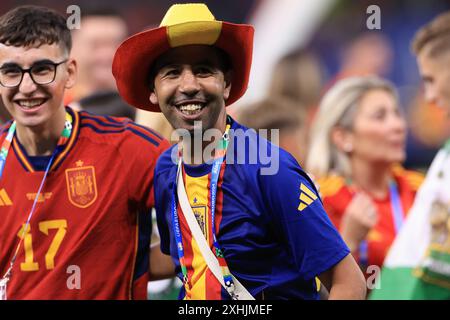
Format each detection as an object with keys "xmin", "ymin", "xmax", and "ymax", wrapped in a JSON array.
[
  {"xmin": 229, "ymin": 119, "xmax": 315, "ymax": 191},
  {"xmin": 155, "ymin": 144, "xmax": 177, "ymax": 176}
]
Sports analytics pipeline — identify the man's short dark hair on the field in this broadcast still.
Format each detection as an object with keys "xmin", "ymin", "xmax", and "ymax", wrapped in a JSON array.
[
  {"xmin": 147, "ymin": 45, "xmax": 231, "ymax": 90},
  {"xmin": 0, "ymin": 5, "xmax": 72, "ymax": 54}
]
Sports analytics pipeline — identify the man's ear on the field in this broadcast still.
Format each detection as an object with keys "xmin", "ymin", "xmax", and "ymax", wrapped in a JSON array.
[
  {"xmin": 149, "ymin": 90, "xmax": 158, "ymax": 105},
  {"xmin": 223, "ymin": 70, "xmax": 232, "ymax": 101},
  {"xmin": 64, "ymin": 58, "xmax": 77, "ymax": 89},
  {"xmin": 331, "ymin": 126, "xmax": 354, "ymax": 153}
]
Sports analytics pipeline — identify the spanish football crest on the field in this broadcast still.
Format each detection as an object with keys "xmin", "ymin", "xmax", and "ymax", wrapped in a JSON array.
[
  {"xmin": 192, "ymin": 205, "xmax": 208, "ymax": 238},
  {"xmin": 65, "ymin": 161, "xmax": 98, "ymax": 208}
]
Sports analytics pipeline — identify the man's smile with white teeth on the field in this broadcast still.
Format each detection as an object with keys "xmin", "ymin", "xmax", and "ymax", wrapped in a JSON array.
[
  {"xmin": 177, "ymin": 103, "xmax": 205, "ymax": 115},
  {"xmin": 15, "ymin": 98, "xmax": 47, "ymax": 109}
]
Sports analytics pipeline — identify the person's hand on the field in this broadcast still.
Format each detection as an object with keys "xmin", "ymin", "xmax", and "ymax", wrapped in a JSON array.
[{"xmin": 340, "ymin": 192, "xmax": 378, "ymax": 252}]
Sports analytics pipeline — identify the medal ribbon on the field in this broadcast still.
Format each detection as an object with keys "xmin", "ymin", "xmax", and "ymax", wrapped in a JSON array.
[
  {"xmin": 359, "ymin": 179, "xmax": 404, "ymax": 267},
  {"xmin": 172, "ymin": 120, "xmax": 237, "ymax": 298},
  {"xmin": 0, "ymin": 112, "xmax": 73, "ymax": 296}
]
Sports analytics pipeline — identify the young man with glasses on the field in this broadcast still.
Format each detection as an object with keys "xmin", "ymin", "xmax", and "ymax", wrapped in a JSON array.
[{"xmin": 0, "ymin": 6, "xmax": 171, "ymax": 299}]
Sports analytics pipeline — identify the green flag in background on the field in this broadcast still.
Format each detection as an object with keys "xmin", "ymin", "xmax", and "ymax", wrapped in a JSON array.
[{"xmin": 370, "ymin": 145, "xmax": 450, "ymax": 300}]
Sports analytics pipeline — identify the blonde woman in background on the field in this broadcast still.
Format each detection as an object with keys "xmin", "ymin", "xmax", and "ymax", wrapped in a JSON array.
[{"xmin": 306, "ymin": 76, "xmax": 424, "ymax": 273}]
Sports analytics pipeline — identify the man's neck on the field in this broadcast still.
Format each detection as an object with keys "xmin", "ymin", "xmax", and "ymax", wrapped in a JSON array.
[
  {"xmin": 350, "ymin": 157, "xmax": 393, "ymax": 199},
  {"xmin": 182, "ymin": 112, "xmax": 227, "ymax": 166},
  {"xmin": 15, "ymin": 108, "xmax": 67, "ymax": 157}
]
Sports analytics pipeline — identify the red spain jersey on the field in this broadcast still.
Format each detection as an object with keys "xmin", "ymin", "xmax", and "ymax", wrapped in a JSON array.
[
  {"xmin": 0, "ymin": 107, "xmax": 169, "ymax": 299},
  {"xmin": 317, "ymin": 167, "xmax": 424, "ymax": 269}
]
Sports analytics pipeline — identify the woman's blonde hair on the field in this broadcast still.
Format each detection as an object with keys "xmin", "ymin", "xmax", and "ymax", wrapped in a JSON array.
[{"xmin": 306, "ymin": 76, "xmax": 398, "ymax": 179}]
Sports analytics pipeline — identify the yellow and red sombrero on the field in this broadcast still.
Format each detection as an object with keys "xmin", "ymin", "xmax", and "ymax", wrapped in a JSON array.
[{"xmin": 112, "ymin": 3, "xmax": 254, "ymax": 112}]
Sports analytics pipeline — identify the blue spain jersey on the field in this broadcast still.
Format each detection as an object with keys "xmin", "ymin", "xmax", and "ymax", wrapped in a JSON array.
[{"xmin": 154, "ymin": 117, "xmax": 349, "ymax": 300}]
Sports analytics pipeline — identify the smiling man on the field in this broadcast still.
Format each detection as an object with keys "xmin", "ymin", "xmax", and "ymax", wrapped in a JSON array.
[
  {"xmin": 149, "ymin": 45, "xmax": 230, "ymax": 136},
  {"xmin": 113, "ymin": 3, "xmax": 366, "ymax": 300},
  {"xmin": 0, "ymin": 6, "xmax": 172, "ymax": 299}
]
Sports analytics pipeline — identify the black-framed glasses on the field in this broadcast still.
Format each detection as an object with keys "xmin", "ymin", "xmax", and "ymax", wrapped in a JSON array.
[{"xmin": 0, "ymin": 59, "xmax": 68, "ymax": 88}]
